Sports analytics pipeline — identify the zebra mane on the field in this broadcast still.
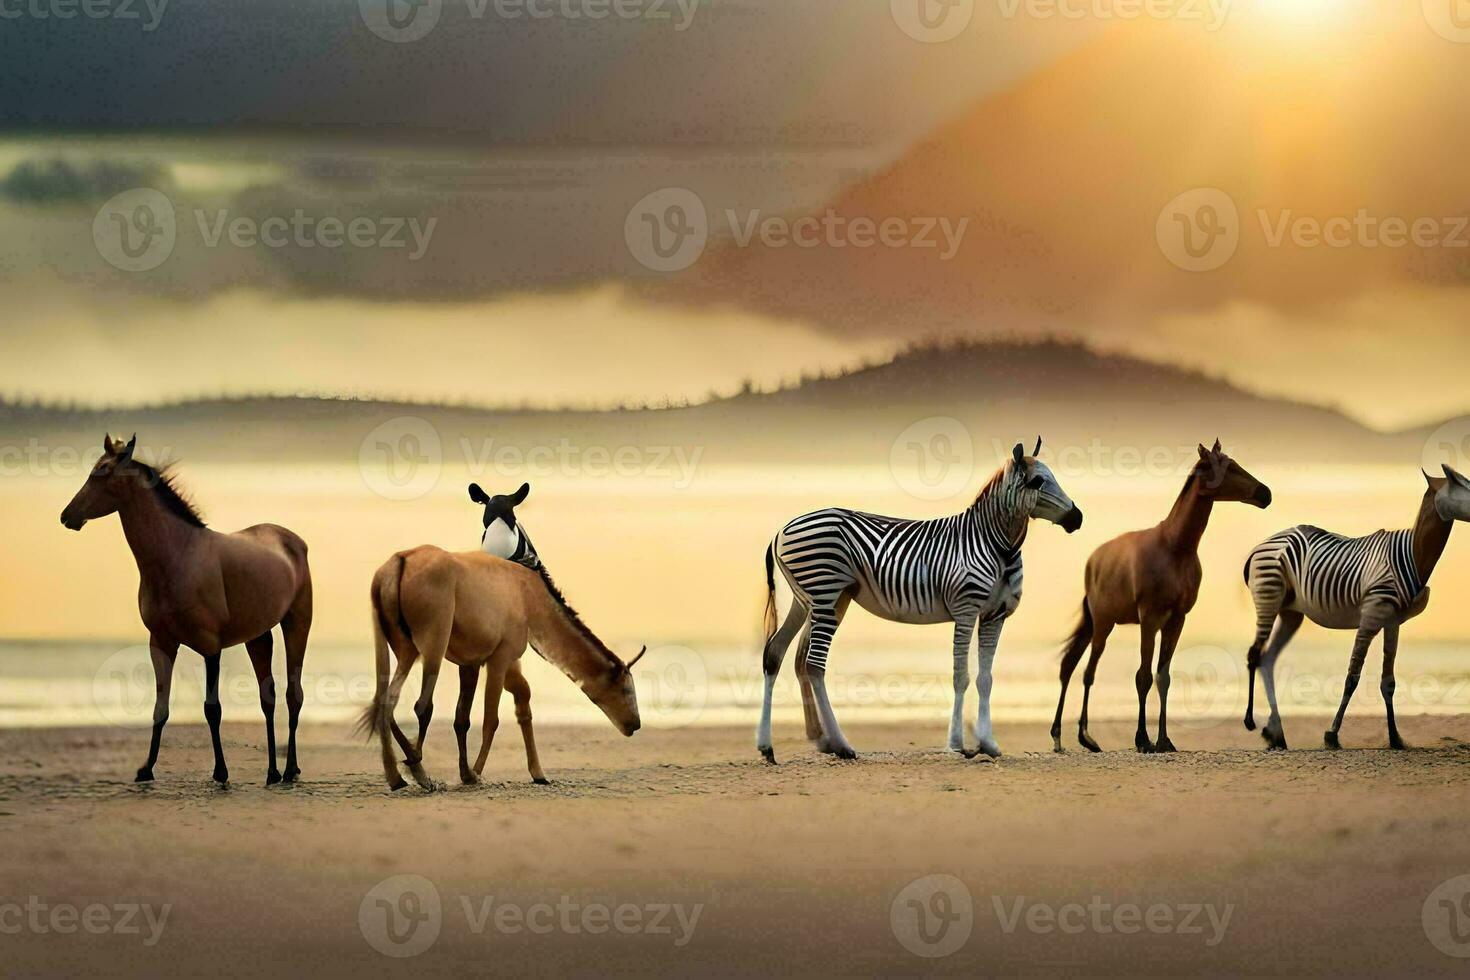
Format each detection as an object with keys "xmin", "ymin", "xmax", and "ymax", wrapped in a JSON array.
[
  {"xmin": 532, "ymin": 564, "xmax": 623, "ymax": 669},
  {"xmin": 971, "ymin": 459, "xmax": 1018, "ymax": 506}
]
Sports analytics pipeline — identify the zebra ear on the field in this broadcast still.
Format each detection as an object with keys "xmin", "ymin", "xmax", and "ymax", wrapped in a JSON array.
[
  {"xmin": 1033, "ymin": 436, "xmax": 1042, "ymax": 456},
  {"xmin": 626, "ymin": 646, "xmax": 647, "ymax": 671},
  {"xmin": 1012, "ymin": 443, "xmax": 1025, "ymax": 464},
  {"xmin": 1443, "ymin": 465, "xmax": 1470, "ymax": 491}
]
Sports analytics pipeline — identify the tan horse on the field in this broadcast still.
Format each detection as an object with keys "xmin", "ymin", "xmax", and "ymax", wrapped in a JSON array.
[
  {"xmin": 359, "ymin": 547, "xmax": 644, "ymax": 791},
  {"xmin": 61, "ymin": 435, "xmax": 312, "ymax": 785},
  {"xmin": 1052, "ymin": 441, "xmax": 1271, "ymax": 753}
]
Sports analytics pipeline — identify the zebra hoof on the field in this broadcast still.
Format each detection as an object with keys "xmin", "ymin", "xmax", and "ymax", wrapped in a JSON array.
[
  {"xmin": 1243, "ymin": 714, "xmax": 1257, "ymax": 732},
  {"xmin": 759, "ymin": 746, "xmax": 776, "ymax": 765},
  {"xmin": 1323, "ymin": 731, "xmax": 1341, "ymax": 750}
]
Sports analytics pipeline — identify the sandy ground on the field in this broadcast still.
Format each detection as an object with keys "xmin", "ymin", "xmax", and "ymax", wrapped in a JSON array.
[{"xmin": 2, "ymin": 714, "xmax": 1470, "ymax": 977}]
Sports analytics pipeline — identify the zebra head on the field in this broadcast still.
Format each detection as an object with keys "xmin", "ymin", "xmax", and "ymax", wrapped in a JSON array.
[
  {"xmin": 1432, "ymin": 465, "xmax": 1470, "ymax": 521},
  {"xmin": 468, "ymin": 481, "xmax": 538, "ymax": 565},
  {"xmin": 1011, "ymin": 438, "xmax": 1084, "ymax": 533}
]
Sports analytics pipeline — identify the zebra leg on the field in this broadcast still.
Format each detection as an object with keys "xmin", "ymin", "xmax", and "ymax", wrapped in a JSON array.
[
  {"xmin": 1154, "ymin": 614, "xmax": 1185, "ymax": 753},
  {"xmin": 947, "ymin": 616, "xmax": 976, "ymax": 755},
  {"xmin": 1134, "ymin": 622, "xmax": 1158, "ymax": 753},
  {"xmin": 971, "ymin": 618, "xmax": 1004, "ymax": 758},
  {"xmin": 805, "ymin": 605, "xmax": 856, "ymax": 760},
  {"xmin": 1380, "ymin": 622, "xmax": 1404, "ymax": 750},
  {"xmin": 1078, "ymin": 620, "xmax": 1113, "ymax": 753},
  {"xmin": 1244, "ymin": 553, "xmax": 1287, "ymax": 732},
  {"xmin": 794, "ymin": 633, "xmax": 822, "ymax": 741},
  {"xmin": 757, "ymin": 600, "xmax": 807, "ymax": 764},
  {"xmin": 1325, "ymin": 619, "xmax": 1383, "ymax": 749},
  {"xmin": 1259, "ymin": 610, "xmax": 1303, "ymax": 750}
]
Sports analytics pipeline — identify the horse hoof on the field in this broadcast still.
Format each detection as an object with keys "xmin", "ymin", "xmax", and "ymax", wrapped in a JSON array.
[
  {"xmin": 1078, "ymin": 733, "xmax": 1102, "ymax": 754},
  {"xmin": 213, "ymin": 768, "xmax": 230, "ymax": 785},
  {"xmin": 833, "ymin": 746, "xmax": 858, "ymax": 761},
  {"xmin": 266, "ymin": 770, "xmax": 282, "ymax": 785},
  {"xmin": 1155, "ymin": 739, "xmax": 1178, "ymax": 753},
  {"xmin": 532, "ymin": 777, "xmax": 551, "ymax": 785},
  {"xmin": 388, "ymin": 777, "xmax": 409, "ymax": 792},
  {"xmin": 759, "ymin": 746, "xmax": 776, "ymax": 765},
  {"xmin": 1388, "ymin": 736, "xmax": 1406, "ymax": 751},
  {"xmin": 1323, "ymin": 731, "xmax": 1341, "ymax": 750},
  {"xmin": 1244, "ymin": 715, "xmax": 1257, "ymax": 732},
  {"xmin": 1052, "ymin": 744, "xmax": 1066, "ymax": 754},
  {"xmin": 1135, "ymin": 742, "xmax": 1155, "ymax": 755},
  {"xmin": 283, "ymin": 768, "xmax": 300, "ymax": 783},
  {"xmin": 460, "ymin": 772, "xmax": 481, "ymax": 786},
  {"xmin": 134, "ymin": 768, "xmax": 154, "ymax": 783}
]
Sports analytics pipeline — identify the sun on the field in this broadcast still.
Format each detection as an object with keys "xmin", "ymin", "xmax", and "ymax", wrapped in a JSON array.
[{"xmin": 1259, "ymin": 0, "xmax": 1345, "ymax": 23}]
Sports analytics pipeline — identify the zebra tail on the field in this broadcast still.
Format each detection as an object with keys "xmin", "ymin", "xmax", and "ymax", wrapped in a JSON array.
[
  {"xmin": 1059, "ymin": 599, "xmax": 1093, "ymax": 662},
  {"xmin": 762, "ymin": 540, "xmax": 778, "ymax": 644}
]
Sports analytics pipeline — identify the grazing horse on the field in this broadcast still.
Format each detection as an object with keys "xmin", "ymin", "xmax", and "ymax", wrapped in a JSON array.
[
  {"xmin": 470, "ymin": 481, "xmax": 541, "ymax": 568},
  {"xmin": 758, "ymin": 439, "xmax": 1083, "ymax": 763},
  {"xmin": 360, "ymin": 547, "xmax": 644, "ymax": 791},
  {"xmin": 60, "ymin": 435, "xmax": 312, "ymax": 785},
  {"xmin": 1243, "ymin": 465, "xmax": 1470, "ymax": 750},
  {"xmin": 1052, "ymin": 441, "xmax": 1272, "ymax": 754}
]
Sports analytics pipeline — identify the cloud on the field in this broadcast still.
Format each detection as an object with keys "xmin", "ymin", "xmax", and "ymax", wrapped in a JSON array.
[{"xmin": 0, "ymin": 158, "xmax": 172, "ymax": 206}]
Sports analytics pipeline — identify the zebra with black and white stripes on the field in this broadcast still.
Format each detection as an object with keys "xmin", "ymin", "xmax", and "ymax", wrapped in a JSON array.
[
  {"xmin": 1243, "ymin": 465, "xmax": 1470, "ymax": 750},
  {"xmin": 757, "ymin": 440, "xmax": 1084, "ymax": 763}
]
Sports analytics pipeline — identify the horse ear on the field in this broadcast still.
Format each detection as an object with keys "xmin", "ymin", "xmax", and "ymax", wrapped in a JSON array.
[
  {"xmin": 1033, "ymin": 436, "xmax": 1042, "ymax": 456},
  {"xmin": 468, "ymin": 483, "xmax": 489, "ymax": 504},
  {"xmin": 1198, "ymin": 443, "xmax": 1209, "ymax": 459},
  {"xmin": 1012, "ymin": 443, "xmax": 1025, "ymax": 464},
  {"xmin": 1443, "ymin": 465, "xmax": 1470, "ymax": 491},
  {"xmin": 1212, "ymin": 438, "xmax": 1222, "ymax": 453},
  {"xmin": 121, "ymin": 434, "xmax": 136, "ymax": 462},
  {"xmin": 626, "ymin": 645, "xmax": 647, "ymax": 670},
  {"xmin": 102, "ymin": 433, "xmax": 115, "ymax": 454},
  {"xmin": 512, "ymin": 482, "xmax": 530, "ymax": 505}
]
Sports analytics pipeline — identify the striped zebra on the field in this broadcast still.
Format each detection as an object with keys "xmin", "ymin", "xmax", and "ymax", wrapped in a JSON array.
[
  {"xmin": 1243, "ymin": 465, "xmax": 1470, "ymax": 750},
  {"xmin": 756, "ymin": 440, "xmax": 1084, "ymax": 763},
  {"xmin": 469, "ymin": 482, "xmax": 541, "ymax": 569}
]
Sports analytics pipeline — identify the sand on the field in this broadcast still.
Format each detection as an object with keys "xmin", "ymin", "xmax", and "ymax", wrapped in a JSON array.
[{"xmin": 2, "ymin": 714, "xmax": 1469, "ymax": 977}]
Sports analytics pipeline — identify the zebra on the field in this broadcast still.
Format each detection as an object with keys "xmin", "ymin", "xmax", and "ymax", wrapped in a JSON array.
[
  {"xmin": 468, "ymin": 482, "xmax": 541, "ymax": 569},
  {"xmin": 1243, "ymin": 465, "xmax": 1470, "ymax": 750},
  {"xmin": 756, "ymin": 439, "xmax": 1084, "ymax": 763}
]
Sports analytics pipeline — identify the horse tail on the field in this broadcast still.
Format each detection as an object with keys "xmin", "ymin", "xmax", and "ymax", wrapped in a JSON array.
[
  {"xmin": 1059, "ymin": 598, "xmax": 1094, "ymax": 665},
  {"xmin": 357, "ymin": 554, "xmax": 409, "ymax": 739}
]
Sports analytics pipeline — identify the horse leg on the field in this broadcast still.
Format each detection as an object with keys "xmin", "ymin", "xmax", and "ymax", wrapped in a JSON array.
[
  {"xmin": 757, "ymin": 599, "xmax": 806, "ymax": 764},
  {"xmin": 202, "ymin": 652, "xmax": 228, "ymax": 785},
  {"xmin": 472, "ymin": 661, "xmax": 508, "ymax": 776},
  {"xmin": 1259, "ymin": 610, "xmax": 1303, "ymax": 750},
  {"xmin": 1134, "ymin": 619, "xmax": 1159, "ymax": 753},
  {"xmin": 136, "ymin": 636, "xmax": 178, "ymax": 782},
  {"xmin": 245, "ymin": 632, "xmax": 281, "ymax": 785},
  {"xmin": 1052, "ymin": 601, "xmax": 1092, "ymax": 753},
  {"xmin": 279, "ymin": 580, "xmax": 311, "ymax": 782},
  {"xmin": 454, "ymin": 663, "xmax": 481, "ymax": 784},
  {"xmin": 1381, "ymin": 622, "xmax": 1404, "ymax": 750},
  {"xmin": 505, "ymin": 662, "xmax": 549, "ymax": 784},
  {"xmin": 947, "ymin": 615, "xmax": 976, "ymax": 755},
  {"xmin": 404, "ymin": 650, "xmax": 443, "ymax": 790},
  {"xmin": 805, "ymin": 597, "xmax": 855, "ymax": 759},
  {"xmin": 377, "ymin": 645, "xmax": 417, "ymax": 791},
  {"xmin": 1077, "ymin": 620, "xmax": 1113, "ymax": 752},
  {"xmin": 1324, "ymin": 611, "xmax": 1385, "ymax": 750},
  {"xmin": 971, "ymin": 618, "xmax": 1004, "ymax": 759},
  {"xmin": 1154, "ymin": 614, "xmax": 1185, "ymax": 753}
]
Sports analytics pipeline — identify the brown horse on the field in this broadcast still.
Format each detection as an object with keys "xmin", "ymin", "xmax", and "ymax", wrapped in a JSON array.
[
  {"xmin": 60, "ymin": 435, "xmax": 312, "ymax": 785},
  {"xmin": 1052, "ymin": 441, "xmax": 1271, "ymax": 753},
  {"xmin": 359, "ymin": 547, "xmax": 644, "ymax": 791}
]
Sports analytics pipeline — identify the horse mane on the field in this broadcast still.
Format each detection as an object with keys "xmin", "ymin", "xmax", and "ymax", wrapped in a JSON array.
[
  {"xmin": 533, "ymin": 563, "xmax": 621, "ymax": 668},
  {"xmin": 132, "ymin": 460, "xmax": 206, "ymax": 528}
]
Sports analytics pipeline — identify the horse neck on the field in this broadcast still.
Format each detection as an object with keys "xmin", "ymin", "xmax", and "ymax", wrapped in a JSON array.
[
  {"xmin": 526, "ymin": 580, "xmax": 619, "ymax": 683},
  {"xmin": 1160, "ymin": 473, "xmax": 1213, "ymax": 554},
  {"xmin": 116, "ymin": 483, "xmax": 202, "ymax": 580},
  {"xmin": 970, "ymin": 478, "xmax": 1028, "ymax": 554},
  {"xmin": 1411, "ymin": 487, "xmax": 1453, "ymax": 587}
]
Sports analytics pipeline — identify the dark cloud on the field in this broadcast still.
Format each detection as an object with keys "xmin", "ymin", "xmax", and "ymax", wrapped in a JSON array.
[{"xmin": 0, "ymin": 157, "xmax": 172, "ymax": 205}]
